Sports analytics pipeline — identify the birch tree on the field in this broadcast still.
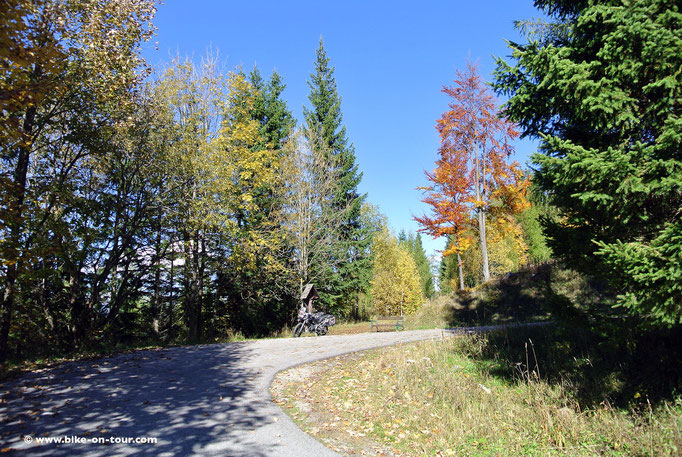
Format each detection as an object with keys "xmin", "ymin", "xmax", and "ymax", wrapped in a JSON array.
[
  {"xmin": 155, "ymin": 53, "xmax": 226, "ymax": 342},
  {"xmin": 281, "ymin": 127, "xmax": 354, "ymax": 309}
]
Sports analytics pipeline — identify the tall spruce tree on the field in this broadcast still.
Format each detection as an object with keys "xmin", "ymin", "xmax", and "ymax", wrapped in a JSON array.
[
  {"xmin": 494, "ymin": 0, "xmax": 682, "ymax": 325},
  {"xmin": 264, "ymin": 70, "xmax": 295, "ymax": 149},
  {"xmin": 303, "ymin": 39, "xmax": 370, "ymax": 316},
  {"xmin": 249, "ymin": 67, "xmax": 295, "ymax": 149}
]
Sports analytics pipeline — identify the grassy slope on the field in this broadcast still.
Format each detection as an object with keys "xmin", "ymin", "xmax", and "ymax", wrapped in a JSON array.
[
  {"xmin": 272, "ymin": 263, "xmax": 682, "ymax": 456},
  {"xmin": 274, "ymin": 335, "xmax": 681, "ymax": 456}
]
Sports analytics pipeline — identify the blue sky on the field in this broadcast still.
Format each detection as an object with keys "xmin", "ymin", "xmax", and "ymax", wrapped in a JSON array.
[{"xmin": 143, "ymin": 0, "xmax": 542, "ymax": 259}]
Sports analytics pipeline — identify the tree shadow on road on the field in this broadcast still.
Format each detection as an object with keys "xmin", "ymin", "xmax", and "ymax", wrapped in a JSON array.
[{"xmin": 1, "ymin": 342, "xmax": 276, "ymax": 456}]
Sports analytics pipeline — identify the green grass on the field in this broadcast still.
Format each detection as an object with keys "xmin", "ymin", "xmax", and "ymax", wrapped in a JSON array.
[
  {"xmin": 442, "ymin": 261, "xmax": 611, "ymax": 327},
  {"xmin": 274, "ymin": 261, "xmax": 682, "ymax": 455},
  {"xmin": 274, "ymin": 329, "xmax": 682, "ymax": 456}
]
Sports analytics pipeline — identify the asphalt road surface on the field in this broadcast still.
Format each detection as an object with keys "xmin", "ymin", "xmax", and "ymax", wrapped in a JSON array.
[{"xmin": 1, "ymin": 325, "xmax": 536, "ymax": 456}]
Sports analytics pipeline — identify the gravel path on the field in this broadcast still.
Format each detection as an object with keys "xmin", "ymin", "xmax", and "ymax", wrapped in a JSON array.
[{"xmin": 1, "ymin": 324, "xmax": 543, "ymax": 456}]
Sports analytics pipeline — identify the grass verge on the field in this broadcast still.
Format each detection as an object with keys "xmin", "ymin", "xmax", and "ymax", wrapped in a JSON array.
[{"xmin": 272, "ymin": 327, "xmax": 682, "ymax": 457}]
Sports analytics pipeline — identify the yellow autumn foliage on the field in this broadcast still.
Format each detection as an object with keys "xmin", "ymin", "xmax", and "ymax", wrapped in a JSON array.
[
  {"xmin": 219, "ymin": 72, "xmax": 287, "ymax": 276},
  {"xmin": 370, "ymin": 228, "xmax": 424, "ymax": 316},
  {"xmin": 458, "ymin": 216, "xmax": 528, "ymax": 284},
  {"xmin": 486, "ymin": 216, "xmax": 529, "ymax": 276}
]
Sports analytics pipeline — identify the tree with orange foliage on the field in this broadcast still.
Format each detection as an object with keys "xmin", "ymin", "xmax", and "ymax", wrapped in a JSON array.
[
  {"xmin": 416, "ymin": 62, "xmax": 527, "ymax": 285},
  {"xmin": 415, "ymin": 134, "xmax": 472, "ymax": 290}
]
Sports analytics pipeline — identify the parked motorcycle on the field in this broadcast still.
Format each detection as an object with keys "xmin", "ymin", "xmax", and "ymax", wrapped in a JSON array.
[{"xmin": 293, "ymin": 307, "xmax": 336, "ymax": 337}]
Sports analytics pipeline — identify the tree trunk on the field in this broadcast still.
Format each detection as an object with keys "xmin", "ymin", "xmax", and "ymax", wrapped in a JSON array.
[
  {"xmin": 197, "ymin": 232, "xmax": 205, "ymax": 341},
  {"xmin": 183, "ymin": 229, "xmax": 197, "ymax": 342},
  {"xmin": 457, "ymin": 252, "xmax": 465, "ymax": 291},
  {"xmin": 151, "ymin": 217, "xmax": 162, "ymax": 337},
  {"xmin": 473, "ymin": 140, "xmax": 490, "ymax": 282},
  {"xmin": 0, "ymin": 267, "xmax": 19, "ymax": 364},
  {"xmin": 478, "ymin": 210, "xmax": 490, "ymax": 282},
  {"xmin": 68, "ymin": 269, "xmax": 86, "ymax": 348},
  {"xmin": 453, "ymin": 233, "xmax": 465, "ymax": 291},
  {"xmin": 0, "ymin": 100, "xmax": 37, "ymax": 363},
  {"xmin": 166, "ymin": 242, "xmax": 175, "ymax": 343}
]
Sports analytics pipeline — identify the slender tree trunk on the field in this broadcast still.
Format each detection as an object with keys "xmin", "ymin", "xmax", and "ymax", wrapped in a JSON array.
[
  {"xmin": 473, "ymin": 140, "xmax": 490, "ymax": 282},
  {"xmin": 456, "ymin": 252, "xmax": 465, "ymax": 291},
  {"xmin": 0, "ymin": 99, "xmax": 38, "ymax": 363},
  {"xmin": 213, "ymin": 255, "xmax": 228, "ymax": 337},
  {"xmin": 478, "ymin": 211, "xmax": 490, "ymax": 281},
  {"xmin": 151, "ymin": 215, "xmax": 162, "ymax": 337},
  {"xmin": 183, "ymin": 228, "xmax": 199, "ymax": 342},
  {"xmin": 0, "ymin": 260, "xmax": 19, "ymax": 363},
  {"xmin": 182, "ymin": 229, "xmax": 192, "ymax": 338},
  {"xmin": 68, "ymin": 269, "xmax": 85, "ymax": 347},
  {"xmin": 183, "ymin": 228, "xmax": 203, "ymax": 342},
  {"xmin": 197, "ymin": 232, "xmax": 205, "ymax": 341},
  {"xmin": 454, "ymin": 233, "xmax": 465, "ymax": 291},
  {"xmin": 167, "ymin": 240, "xmax": 175, "ymax": 343}
]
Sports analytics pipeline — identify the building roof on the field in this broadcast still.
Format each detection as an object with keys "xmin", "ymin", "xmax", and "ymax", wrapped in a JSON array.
[{"xmin": 300, "ymin": 284, "xmax": 319, "ymax": 300}]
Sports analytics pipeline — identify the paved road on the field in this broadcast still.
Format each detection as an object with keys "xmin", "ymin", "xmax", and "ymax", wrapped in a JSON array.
[{"xmin": 1, "ymin": 325, "xmax": 541, "ymax": 456}]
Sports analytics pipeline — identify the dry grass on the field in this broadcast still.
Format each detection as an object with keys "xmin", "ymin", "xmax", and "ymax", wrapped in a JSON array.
[
  {"xmin": 272, "ymin": 262, "xmax": 682, "ymax": 455},
  {"xmin": 329, "ymin": 322, "xmax": 377, "ymax": 335},
  {"xmin": 273, "ymin": 334, "xmax": 682, "ymax": 457},
  {"xmin": 404, "ymin": 295, "xmax": 454, "ymax": 330},
  {"xmin": 327, "ymin": 298, "xmax": 456, "ymax": 336}
]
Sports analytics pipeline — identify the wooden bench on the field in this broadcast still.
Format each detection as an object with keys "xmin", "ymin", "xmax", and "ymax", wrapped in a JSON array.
[{"xmin": 370, "ymin": 315, "xmax": 404, "ymax": 332}]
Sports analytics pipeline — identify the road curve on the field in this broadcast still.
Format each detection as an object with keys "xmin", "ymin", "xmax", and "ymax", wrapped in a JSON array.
[{"xmin": 2, "ymin": 325, "xmax": 538, "ymax": 456}]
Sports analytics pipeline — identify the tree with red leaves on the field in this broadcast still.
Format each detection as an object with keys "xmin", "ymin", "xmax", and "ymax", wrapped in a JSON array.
[
  {"xmin": 416, "ymin": 62, "xmax": 523, "ymax": 285},
  {"xmin": 415, "ymin": 135, "xmax": 472, "ymax": 290}
]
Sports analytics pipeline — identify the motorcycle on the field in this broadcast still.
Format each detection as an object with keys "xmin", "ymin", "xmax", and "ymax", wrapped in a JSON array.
[{"xmin": 293, "ymin": 307, "xmax": 336, "ymax": 337}]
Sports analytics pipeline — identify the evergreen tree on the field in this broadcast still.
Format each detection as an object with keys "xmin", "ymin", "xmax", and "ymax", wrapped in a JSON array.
[
  {"xmin": 438, "ymin": 241, "xmax": 459, "ymax": 294},
  {"xmin": 248, "ymin": 66, "xmax": 266, "ymax": 139},
  {"xmin": 414, "ymin": 234, "xmax": 436, "ymax": 298},
  {"xmin": 494, "ymin": 0, "xmax": 682, "ymax": 325},
  {"xmin": 248, "ymin": 67, "xmax": 295, "ymax": 150},
  {"xmin": 518, "ymin": 178, "xmax": 556, "ymax": 264},
  {"xmin": 303, "ymin": 39, "xmax": 370, "ymax": 316},
  {"xmin": 219, "ymin": 69, "xmax": 295, "ymax": 335},
  {"xmin": 246, "ymin": 66, "xmax": 295, "ymax": 230},
  {"xmin": 263, "ymin": 70, "xmax": 295, "ymax": 149}
]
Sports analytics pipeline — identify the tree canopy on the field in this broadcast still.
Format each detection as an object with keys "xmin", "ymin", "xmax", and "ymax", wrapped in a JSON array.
[
  {"xmin": 371, "ymin": 228, "xmax": 424, "ymax": 316},
  {"xmin": 494, "ymin": 0, "xmax": 682, "ymax": 325},
  {"xmin": 417, "ymin": 62, "xmax": 528, "ymax": 289},
  {"xmin": 0, "ymin": 13, "xmax": 384, "ymax": 361}
]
